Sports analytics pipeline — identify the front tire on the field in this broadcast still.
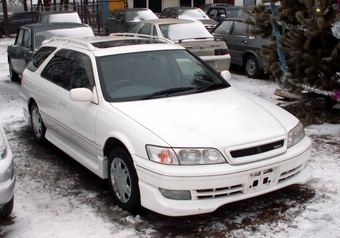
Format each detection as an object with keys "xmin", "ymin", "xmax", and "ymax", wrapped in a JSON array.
[
  {"xmin": 244, "ymin": 55, "xmax": 262, "ymax": 78},
  {"xmin": 30, "ymin": 103, "xmax": 46, "ymax": 144},
  {"xmin": 108, "ymin": 148, "xmax": 140, "ymax": 213},
  {"xmin": 0, "ymin": 196, "xmax": 14, "ymax": 218}
]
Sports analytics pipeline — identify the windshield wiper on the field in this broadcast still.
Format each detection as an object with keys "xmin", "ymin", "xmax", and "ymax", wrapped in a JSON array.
[
  {"xmin": 141, "ymin": 87, "xmax": 195, "ymax": 100},
  {"xmin": 195, "ymin": 83, "xmax": 228, "ymax": 93}
]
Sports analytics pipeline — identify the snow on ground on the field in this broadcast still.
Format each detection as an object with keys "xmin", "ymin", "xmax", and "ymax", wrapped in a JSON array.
[{"xmin": 0, "ymin": 37, "xmax": 340, "ymax": 237}]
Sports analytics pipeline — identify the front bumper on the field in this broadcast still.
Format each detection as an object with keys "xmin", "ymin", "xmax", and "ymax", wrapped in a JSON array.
[{"xmin": 134, "ymin": 137, "xmax": 313, "ymax": 217}]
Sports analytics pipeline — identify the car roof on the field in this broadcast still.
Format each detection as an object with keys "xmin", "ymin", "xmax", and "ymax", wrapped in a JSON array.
[
  {"xmin": 113, "ymin": 8, "xmax": 150, "ymax": 11},
  {"xmin": 37, "ymin": 10, "xmax": 78, "ymax": 15},
  {"xmin": 163, "ymin": 7, "xmax": 200, "ymax": 10},
  {"xmin": 209, "ymin": 6, "xmax": 242, "ymax": 9},
  {"xmin": 220, "ymin": 16, "xmax": 252, "ymax": 21},
  {"xmin": 42, "ymin": 34, "xmax": 183, "ymax": 57},
  {"xmin": 9, "ymin": 11, "xmax": 37, "ymax": 15},
  {"xmin": 135, "ymin": 18, "xmax": 195, "ymax": 24},
  {"xmin": 20, "ymin": 22, "xmax": 90, "ymax": 31}
]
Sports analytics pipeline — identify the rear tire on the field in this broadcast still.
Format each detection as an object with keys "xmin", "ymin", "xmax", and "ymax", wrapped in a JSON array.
[
  {"xmin": 108, "ymin": 148, "xmax": 141, "ymax": 214},
  {"xmin": 244, "ymin": 55, "xmax": 262, "ymax": 78},
  {"xmin": 0, "ymin": 196, "xmax": 14, "ymax": 218},
  {"xmin": 30, "ymin": 103, "xmax": 46, "ymax": 144},
  {"xmin": 0, "ymin": 29, "xmax": 4, "ymax": 38}
]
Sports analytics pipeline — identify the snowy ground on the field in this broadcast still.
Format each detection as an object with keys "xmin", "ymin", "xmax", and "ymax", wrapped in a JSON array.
[{"xmin": 0, "ymin": 37, "xmax": 340, "ymax": 237}]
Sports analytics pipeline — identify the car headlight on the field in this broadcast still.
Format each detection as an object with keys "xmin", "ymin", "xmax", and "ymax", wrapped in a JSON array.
[
  {"xmin": 146, "ymin": 145, "xmax": 226, "ymax": 165},
  {"xmin": 287, "ymin": 121, "xmax": 305, "ymax": 148}
]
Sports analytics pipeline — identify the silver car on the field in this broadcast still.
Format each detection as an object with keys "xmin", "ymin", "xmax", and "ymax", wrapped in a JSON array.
[
  {"xmin": 127, "ymin": 18, "xmax": 231, "ymax": 72},
  {"xmin": 0, "ymin": 126, "xmax": 15, "ymax": 218}
]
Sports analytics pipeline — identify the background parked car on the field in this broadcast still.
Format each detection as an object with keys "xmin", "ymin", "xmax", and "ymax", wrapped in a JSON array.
[
  {"xmin": 0, "ymin": 11, "xmax": 37, "ymax": 38},
  {"xmin": 206, "ymin": 6, "xmax": 249, "ymax": 23},
  {"xmin": 0, "ymin": 126, "xmax": 15, "ymax": 218},
  {"xmin": 7, "ymin": 22, "xmax": 94, "ymax": 81},
  {"xmin": 211, "ymin": 17, "xmax": 270, "ymax": 78},
  {"xmin": 103, "ymin": 8, "xmax": 158, "ymax": 34},
  {"xmin": 199, "ymin": 3, "xmax": 232, "ymax": 13},
  {"xmin": 159, "ymin": 7, "xmax": 217, "ymax": 31},
  {"xmin": 36, "ymin": 11, "xmax": 82, "ymax": 23},
  {"xmin": 127, "ymin": 18, "xmax": 230, "ymax": 72}
]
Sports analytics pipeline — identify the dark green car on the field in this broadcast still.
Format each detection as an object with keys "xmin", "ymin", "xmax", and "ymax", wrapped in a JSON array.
[{"xmin": 7, "ymin": 22, "xmax": 94, "ymax": 81}]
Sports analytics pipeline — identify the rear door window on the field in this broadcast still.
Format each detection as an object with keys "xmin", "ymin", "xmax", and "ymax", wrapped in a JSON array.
[
  {"xmin": 27, "ymin": 47, "xmax": 56, "ymax": 71},
  {"xmin": 41, "ymin": 49, "xmax": 94, "ymax": 90},
  {"xmin": 213, "ymin": 20, "xmax": 233, "ymax": 34},
  {"xmin": 15, "ymin": 29, "xmax": 30, "ymax": 49},
  {"xmin": 138, "ymin": 23, "xmax": 152, "ymax": 35},
  {"xmin": 230, "ymin": 22, "xmax": 246, "ymax": 37}
]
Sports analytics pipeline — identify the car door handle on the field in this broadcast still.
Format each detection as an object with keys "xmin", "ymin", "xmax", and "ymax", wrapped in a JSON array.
[
  {"xmin": 241, "ymin": 40, "xmax": 248, "ymax": 44},
  {"xmin": 60, "ymin": 103, "xmax": 66, "ymax": 108}
]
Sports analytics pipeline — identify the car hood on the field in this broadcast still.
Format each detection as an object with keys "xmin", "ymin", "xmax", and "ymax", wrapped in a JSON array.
[{"xmin": 111, "ymin": 88, "xmax": 291, "ymax": 148}]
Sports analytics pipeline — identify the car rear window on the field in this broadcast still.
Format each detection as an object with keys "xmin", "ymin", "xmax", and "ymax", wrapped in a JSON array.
[
  {"xmin": 34, "ymin": 27, "xmax": 94, "ymax": 50},
  {"xmin": 159, "ymin": 22, "xmax": 212, "ymax": 39}
]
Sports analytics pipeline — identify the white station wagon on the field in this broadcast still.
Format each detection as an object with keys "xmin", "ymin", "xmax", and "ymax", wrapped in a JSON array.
[{"xmin": 20, "ymin": 35, "xmax": 313, "ymax": 216}]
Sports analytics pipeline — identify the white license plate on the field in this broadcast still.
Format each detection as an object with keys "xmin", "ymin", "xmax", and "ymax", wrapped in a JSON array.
[{"xmin": 246, "ymin": 167, "xmax": 277, "ymax": 193}]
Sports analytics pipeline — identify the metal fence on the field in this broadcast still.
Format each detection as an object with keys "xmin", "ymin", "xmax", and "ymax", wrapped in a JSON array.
[{"xmin": 32, "ymin": 1, "xmax": 110, "ymax": 35}]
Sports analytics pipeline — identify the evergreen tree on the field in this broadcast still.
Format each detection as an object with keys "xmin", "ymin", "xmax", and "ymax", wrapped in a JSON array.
[{"xmin": 248, "ymin": 0, "xmax": 340, "ymax": 102}]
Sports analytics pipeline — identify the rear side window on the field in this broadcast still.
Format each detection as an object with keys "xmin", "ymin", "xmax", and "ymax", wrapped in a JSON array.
[
  {"xmin": 15, "ymin": 29, "xmax": 30, "ymax": 49},
  {"xmin": 127, "ymin": 23, "xmax": 139, "ymax": 33},
  {"xmin": 27, "ymin": 47, "xmax": 56, "ymax": 72},
  {"xmin": 160, "ymin": 8, "xmax": 170, "ymax": 18},
  {"xmin": 41, "ymin": 49, "xmax": 94, "ymax": 90},
  {"xmin": 208, "ymin": 9, "xmax": 217, "ymax": 18},
  {"xmin": 212, "ymin": 21, "xmax": 233, "ymax": 34},
  {"xmin": 138, "ymin": 23, "xmax": 152, "ymax": 35},
  {"xmin": 230, "ymin": 22, "xmax": 246, "ymax": 37},
  {"xmin": 41, "ymin": 55, "xmax": 72, "ymax": 87}
]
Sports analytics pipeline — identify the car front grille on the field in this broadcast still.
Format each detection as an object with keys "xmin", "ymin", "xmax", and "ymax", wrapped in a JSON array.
[{"xmin": 230, "ymin": 140, "xmax": 284, "ymax": 158}]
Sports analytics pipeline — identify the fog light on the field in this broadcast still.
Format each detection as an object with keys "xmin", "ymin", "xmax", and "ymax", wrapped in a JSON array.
[{"xmin": 159, "ymin": 188, "xmax": 191, "ymax": 200}]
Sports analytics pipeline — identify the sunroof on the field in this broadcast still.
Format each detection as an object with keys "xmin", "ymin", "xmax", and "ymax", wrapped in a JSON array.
[{"xmin": 91, "ymin": 39, "xmax": 165, "ymax": 48}]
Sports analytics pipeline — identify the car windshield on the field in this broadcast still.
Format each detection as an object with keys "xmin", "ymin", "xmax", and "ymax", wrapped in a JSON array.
[
  {"xmin": 178, "ymin": 9, "xmax": 209, "ymax": 20},
  {"xmin": 97, "ymin": 49, "xmax": 229, "ymax": 102},
  {"xmin": 125, "ymin": 10, "xmax": 158, "ymax": 22},
  {"xmin": 34, "ymin": 27, "xmax": 94, "ymax": 50},
  {"xmin": 160, "ymin": 22, "xmax": 212, "ymax": 39}
]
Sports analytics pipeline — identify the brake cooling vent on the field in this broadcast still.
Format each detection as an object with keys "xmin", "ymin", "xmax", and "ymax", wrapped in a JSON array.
[
  {"xmin": 194, "ymin": 185, "xmax": 244, "ymax": 199},
  {"xmin": 278, "ymin": 164, "xmax": 303, "ymax": 182},
  {"xmin": 230, "ymin": 140, "xmax": 284, "ymax": 158}
]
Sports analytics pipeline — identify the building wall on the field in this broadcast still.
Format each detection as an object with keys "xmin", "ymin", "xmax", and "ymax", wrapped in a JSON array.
[
  {"xmin": 234, "ymin": 0, "xmax": 265, "ymax": 6},
  {"xmin": 163, "ymin": 0, "xmax": 180, "ymax": 8}
]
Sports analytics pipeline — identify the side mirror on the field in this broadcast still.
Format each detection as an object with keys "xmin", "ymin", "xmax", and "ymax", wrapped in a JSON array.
[
  {"xmin": 70, "ymin": 88, "xmax": 93, "ymax": 102},
  {"xmin": 220, "ymin": 70, "xmax": 231, "ymax": 81}
]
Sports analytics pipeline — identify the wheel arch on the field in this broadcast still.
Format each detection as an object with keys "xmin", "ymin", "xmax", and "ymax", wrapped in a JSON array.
[
  {"xmin": 242, "ymin": 51, "xmax": 257, "ymax": 65},
  {"xmin": 103, "ymin": 137, "xmax": 130, "ymax": 161},
  {"xmin": 27, "ymin": 97, "xmax": 38, "ymax": 113}
]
